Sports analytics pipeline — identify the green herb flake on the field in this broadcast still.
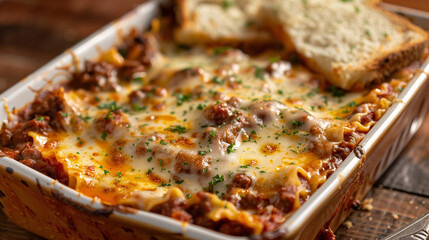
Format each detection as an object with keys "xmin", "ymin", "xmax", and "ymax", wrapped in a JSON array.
[
  {"xmin": 226, "ymin": 143, "xmax": 236, "ymax": 154},
  {"xmin": 101, "ymin": 131, "xmax": 107, "ymax": 141},
  {"xmin": 254, "ymin": 66, "xmax": 265, "ymax": 80},
  {"xmin": 198, "ymin": 150, "xmax": 208, "ymax": 156},
  {"xmin": 365, "ymin": 29, "xmax": 371, "ymax": 37},
  {"xmin": 97, "ymin": 101, "xmax": 121, "ymax": 111},
  {"xmin": 269, "ymin": 56, "xmax": 281, "ymax": 63},
  {"xmin": 176, "ymin": 93, "xmax": 192, "ymax": 106},
  {"xmin": 165, "ymin": 125, "xmax": 188, "ymax": 134},
  {"xmin": 35, "ymin": 116, "xmax": 45, "ymax": 122},
  {"xmin": 327, "ymin": 86, "xmax": 346, "ymax": 97},
  {"xmin": 213, "ymin": 46, "xmax": 231, "ymax": 55},
  {"xmin": 212, "ymin": 76, "xmax": 224, "ymax": 85}
]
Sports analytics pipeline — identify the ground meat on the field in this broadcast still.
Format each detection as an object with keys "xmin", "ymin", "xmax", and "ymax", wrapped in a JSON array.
[
  {"xmin": 7, "ymin": 118, "xmax": 51, "ymax": 148},
  {"xmin": 204, "ymin": 102, "xmax": 244, "ymax": 126},
  {"xmin": 214, "ymin": 124, "xmax": 243, "ymax": 146},
  {"xmin": 0, "ymin": 127, "xmax": 12, "ymax": 147},
  {"xmin": 278, "ymin": 186, "xmax": 297, "ymax": 212},
  {"xmin": 95, "ymin": 110, "xmax": 129, "ymax": 134},
  {"xmin": 247, "ymin": 101, "xmax": 286, "ymax": 126},
  {"xmin": 227, "ymin": 96, "xmax": 241, "ymax": 108},
  {"xmin": 71, "ymin": 61, "xmax": 119, "ymax": 92},
  {"xmin": 19, "ymin": 146, "xmax": 43, "ymax": 161},
  {"xmin": 216, "ymin": 220, "xmax": 254, "ymax": 236},
  {"xmin": 118, "ymin": 60, "xmax": 146, "ymax": 81},
  {"xmin": 174, "ymin": 150, "xmax": 210, "ymax": 174},
  {"xmin": 15, "ymin": 144, "xmax": 68, "ymax": 184},
  {"xmin": 360, "ymin": 112, "xmax": 375, "ymax": 126},
  {"xmin": 307, "ymin": 139, "xmax": 332, "ymax": 159},
  {"xmin": 126, "ymin": 33, "xmax": 159, "ymax": 66},
  {"xmin": 151, "ymin": 197, "xmax": 191, "ymax": 222},
  {"xmin": 152, "ymin": 145, "xmax": 175, "ymax": 167},
  {"xmin": 128, "ymin": 85, "xmax": 168, "ymax": 105},
  {"xmin": 128, "ymin": 89, "xmax": 147, "ymax": 105},
  {"xmin": 18, "ymin": 88, "xmax": 67, "ymax": 122},
  {"xmin": 258, "ymin": 206, "xmax": 285, "ymax": 232},
  {"xmin": 167, "ymin": 67, "xmax": 206, "ymax": 92},
  {"xmin": 135, "ymin": 141, "xmax": 147, "ymax": 155},
  {"xmin": 229, "ymin": 173, "xmax": 253, "ymax": 190}
]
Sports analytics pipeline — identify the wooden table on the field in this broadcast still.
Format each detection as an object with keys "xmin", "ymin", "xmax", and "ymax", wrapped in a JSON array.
[{"xmin": 0, "ymin": 0, "xmax": 428, "ymax": 239}]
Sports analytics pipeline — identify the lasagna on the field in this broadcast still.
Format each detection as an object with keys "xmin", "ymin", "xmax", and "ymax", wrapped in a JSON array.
[{"xmin": 0, "ymin": 18, "xmax": 422, "ymax": 237}]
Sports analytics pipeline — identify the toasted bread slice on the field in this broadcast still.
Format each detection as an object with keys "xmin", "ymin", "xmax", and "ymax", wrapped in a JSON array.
[
  {"xmin": 174, "ymin": 0, "xmax": 273, "ymax": 46},
  {"xmin": 261, "ymin": 0, "xmax": 429, "ymax": 90}
]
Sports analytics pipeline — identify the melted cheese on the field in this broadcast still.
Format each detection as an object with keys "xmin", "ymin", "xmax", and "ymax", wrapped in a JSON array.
[{"xmin": 29, "ymin": 44, "xmax": 404, "ymax": 233}]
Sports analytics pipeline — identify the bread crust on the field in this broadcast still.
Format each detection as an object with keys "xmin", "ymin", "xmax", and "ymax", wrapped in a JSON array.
[
  {"xmin": 262, "ymin": 0, "xmax": 429, "ymax": 90},
  {"xmin": 173, "ymin": 0, "xmax": 275, "ymax": 46}
]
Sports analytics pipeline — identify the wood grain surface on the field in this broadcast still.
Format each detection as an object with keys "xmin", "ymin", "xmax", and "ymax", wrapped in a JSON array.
[{"xmin": 0, "ymin": 0, "xmax": 428, "ymax": 239}]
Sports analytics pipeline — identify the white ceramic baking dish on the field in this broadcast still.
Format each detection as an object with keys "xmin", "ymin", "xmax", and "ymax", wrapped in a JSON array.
[{"xmin": 1, "ymin": 1, "xmax": 429, "ymax": 239}]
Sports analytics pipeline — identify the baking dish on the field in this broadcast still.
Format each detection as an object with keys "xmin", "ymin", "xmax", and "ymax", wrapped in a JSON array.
[{"xmin": 1, "ymin": 0, "xmax": 429, "ymax": 239}]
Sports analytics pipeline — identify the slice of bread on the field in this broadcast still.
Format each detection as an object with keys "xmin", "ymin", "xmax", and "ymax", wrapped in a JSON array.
[
  {"xmin": 174, "ymin": 0, "xmax": 273, "ymax": 46},
  {"xmin": 261, "ymin": 0, "xmax": 429, "ymax": 90}
]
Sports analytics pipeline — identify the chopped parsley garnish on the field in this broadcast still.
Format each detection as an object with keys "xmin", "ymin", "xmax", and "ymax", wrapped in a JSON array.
[
  {"xmin": 197, "ymin": 103, "xmax": 206, "ymax": 110},
  {"xmin": 160, "ymin": 182, "xmax": 171, "ymax": 187},
  {"xmin": 254, "ymin": 66, "xmax": 265, "ymax": 80},
  {"xmin": 97, "ymin": 101, "xmax": 121, "ymax": 111},
  {"xmin": 289, "ymin": 120, "xmax": 304, "ymax": 129},
  {"xmin": 209, "ymin": 129, "xmax": 216, "ymax": 138},
  {"xmin": 212, "ymin": 76, "xmax": 224, "ymax": 85},
  {"xmin": 198, "ymin": 150, "xmax": 208, "ymax": 156},
  {"xmin": 222, "ymin": 0, "xmax": 232, "ymax": 9},
  {"xmin": 101, "ymin": 131, "xmax": 107, "ymax": 141},
  {"xmin": 269, "ymin": 56, "xmax": 281, "ymax": 63},
  {"xmin": 132, "ymin": 104, "xmax": 147, "ymax": 112},
  {"xmin": 213, "ymin": 46, "xmax": 231, "ymax": 55},
  {"xmin": 208, "ymin": 174, "xmax": 225, "ymax": 192},
  {"xmin": 186, "ymin": 194, "xmax": 192, "ymax": 199},
  {"xmin": 35, "ymin": 116, "xmax": 44, "ymax": 122},
  {"xmin": 165, "ymin": 125, "xmax": 188, "ymax": 134},
  {"xmin": 365, "ymin": 29, "xmax": 371, "ymax": 37},
  {"xmin": 133, "ymin": 76, "xmax": 143, "ymax": 83},
  {"xmin": 160, "ymin": 140, "xmax": 168, "ymax": 145},
  {"xmin": 176, "ymin": 93, "xmax": 192, "ymax": 106},
  {"xmin": 354, "ymin": 6, "xmax": 360, "ymax": 13},
  {"xmin": 79, "ymin": 115, "xmax": 91, "ymax": 123},
  {"xmin": 60, "ymin": 112, "xmax": 68, "ymax": 117},
  {"xmin": 327, "ymin": 86, "xmax": 346, "ymax": 97},
  {"xmin": 147, "ymin": 156, "xmax": 153, "ymax": 162},
  {"xmin": 103, "ymin": 169, "xmax": 110, "ymax": 175},
  {"xmin": 226, "ymin": 143, "xmax": 236, "ymax": 154},
  {"xmin": 239, "ymin": 164, "xmax": 252, "ymax": 168},
  {"xmin": 175, "ymin": 180, "xmax": 184, "ymax": 184},
  {"xmin": 346, "ymin": 101, "xmax": 358, "ymax": 108}
]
